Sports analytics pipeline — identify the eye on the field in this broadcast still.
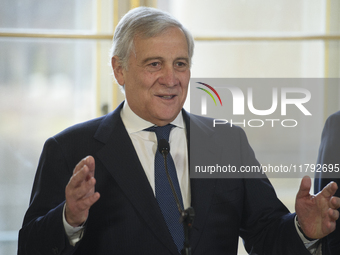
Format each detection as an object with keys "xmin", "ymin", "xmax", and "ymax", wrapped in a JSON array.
[
  {"xmin": 146, "ymin": 60, "xmax": 162, "ymax": 72},
  {"xmin": 146, "ymin": 61, "xmax": 162, "ymax": 71},
  {"xmin": 175, "ymin": 61, "xmax": 189, "ymax": 70}
]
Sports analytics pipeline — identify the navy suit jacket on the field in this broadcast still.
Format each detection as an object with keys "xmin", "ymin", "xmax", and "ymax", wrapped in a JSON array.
[
  {"xmin": 18, "ymin": 102, "xmax": 312, "ymax": 255},
  {"xmin": 314, "ymin": 110, "xmax": 340, "ymax": 255}
]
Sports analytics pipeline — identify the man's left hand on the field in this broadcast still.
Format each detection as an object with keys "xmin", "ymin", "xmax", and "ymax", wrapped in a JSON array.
[{"xmin": 295, "ymin": 176, "xmax": 340, "ymax": 239}]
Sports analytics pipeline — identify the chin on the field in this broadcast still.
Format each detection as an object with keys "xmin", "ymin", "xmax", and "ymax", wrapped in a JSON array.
[{"xmin": 162, "ymin": 114, "xmax": 180, "ymax": 123}]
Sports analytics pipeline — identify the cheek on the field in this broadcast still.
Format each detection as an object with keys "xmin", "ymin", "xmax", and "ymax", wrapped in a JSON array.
[
  {"xmin": 136, "ymin": 75, "xmax": 158, "ymax": 94},
  {"xmin": 181, "ymin": 79, "xmax": 190, "ymax": 95},
  {"xmin": 139, "ymin": 69, "xmax": 157, "ymax": 81},
  {"xmin": 180, "ymin": 71, "xmax": 190, "ymax": 87}
]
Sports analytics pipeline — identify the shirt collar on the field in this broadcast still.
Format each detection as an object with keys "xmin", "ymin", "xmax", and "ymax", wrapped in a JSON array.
[{"xmin": 120, "ymin": 100, "xmax": 185, "ymax": 134}]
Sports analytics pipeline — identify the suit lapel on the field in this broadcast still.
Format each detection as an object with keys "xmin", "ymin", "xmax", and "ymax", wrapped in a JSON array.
[{"xmin": 94, "ymin": 103, "xmax": 179, "ymax": 255}]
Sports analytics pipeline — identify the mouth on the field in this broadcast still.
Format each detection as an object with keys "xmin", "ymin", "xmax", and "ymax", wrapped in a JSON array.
[{"xmin": 157, "ymin": 95, "xmax": 176, "ymax": 100}]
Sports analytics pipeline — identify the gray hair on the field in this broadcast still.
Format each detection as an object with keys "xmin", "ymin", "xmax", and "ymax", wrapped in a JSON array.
[{"xmin": 109, "ymin": 6, "xmax": 194, "ymax": 70}]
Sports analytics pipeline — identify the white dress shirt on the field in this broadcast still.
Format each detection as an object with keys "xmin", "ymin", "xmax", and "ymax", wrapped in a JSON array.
[{"xmin": 120, "ymin": 100, "xmax": 191, "ymax": 209}]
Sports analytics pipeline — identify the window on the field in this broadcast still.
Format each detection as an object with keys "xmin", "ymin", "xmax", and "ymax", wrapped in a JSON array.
[
  {"xmin": 1, "ymin": 1, "xmax": 339, "ymax": 254},
  {"xmin": 0, "ymin": 1, "xmax": 118, "ymax": 253}
]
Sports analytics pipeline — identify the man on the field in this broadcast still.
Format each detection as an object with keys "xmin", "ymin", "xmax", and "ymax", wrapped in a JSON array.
[
  {"xmin": 18, "ymin": 7, "xmax": 340, "ymax": 255},
  {"xmin": 314, "ymin": 110, "xmax": 340, "ymax": 254}
]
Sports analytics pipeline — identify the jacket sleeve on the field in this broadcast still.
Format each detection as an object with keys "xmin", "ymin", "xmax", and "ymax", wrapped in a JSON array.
[
  {"xmin": 18, "ymin": 137, "xmax": 78, "ymax": 255},
  {"xmin": 235, "ymin": 126, "xmax": 312, "ymax": 255}
]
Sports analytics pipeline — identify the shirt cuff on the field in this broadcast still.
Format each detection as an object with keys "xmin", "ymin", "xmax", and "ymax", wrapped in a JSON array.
[
  {"xmin": 62, "ymin": 203, "xmax": 85, "ymax": 246},
  {"xmin": 294, "ymin": 215, "xmax": 319, "ymax": 248}
]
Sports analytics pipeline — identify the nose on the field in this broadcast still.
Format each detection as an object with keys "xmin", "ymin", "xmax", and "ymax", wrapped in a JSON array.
[{"xmin": 158, "ymin": 65, "xmax": 178, "ymax": 87}]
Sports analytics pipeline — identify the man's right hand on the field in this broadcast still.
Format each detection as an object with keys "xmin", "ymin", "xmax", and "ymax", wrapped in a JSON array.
[{"xmin": 65, "ymin": 156, "xmax": 100, "ymax": 227}]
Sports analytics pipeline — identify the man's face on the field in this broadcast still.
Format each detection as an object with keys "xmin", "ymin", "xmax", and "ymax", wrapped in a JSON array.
[{"xmin": 115, "ymin": 27, "xmax": 190, "ymax": 126}]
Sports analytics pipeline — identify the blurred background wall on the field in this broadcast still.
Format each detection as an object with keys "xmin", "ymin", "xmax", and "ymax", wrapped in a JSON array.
[{"xmin": 0, "ymin": 0, "xmax": 339, "ymax": 254}]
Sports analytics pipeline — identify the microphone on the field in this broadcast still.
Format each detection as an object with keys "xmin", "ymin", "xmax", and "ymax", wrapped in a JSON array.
[
  {"xmin": 158, "ymin": 138, "xmax": 170, "ymax": 157},
  {"xmin": 158, "ymin": 139, "xmax": 182, "ymax": 214},
  {"xmin": 158, "ymin": 139, "xmax": 195, "ymax": 255}
]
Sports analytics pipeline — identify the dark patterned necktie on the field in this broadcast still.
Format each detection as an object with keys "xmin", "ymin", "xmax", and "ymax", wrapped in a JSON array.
[{"xmin": 145, "ymin": 124, "xmax": 184, "ymax": 253}]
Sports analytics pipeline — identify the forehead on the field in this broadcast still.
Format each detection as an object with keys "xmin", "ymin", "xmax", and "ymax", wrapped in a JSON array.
[{"xmin": 131, "ymin": 27, "xmax": 189, "ymax": 60}]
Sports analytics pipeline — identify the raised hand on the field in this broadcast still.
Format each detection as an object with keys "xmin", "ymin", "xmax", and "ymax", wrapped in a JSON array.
[
  {"xmin": 65, "ymin": 156, "xmax": 100, "ymax": 227},
  {"xmin": 295, "ymin": 176, "xmax": 340, "ymax": 239}
]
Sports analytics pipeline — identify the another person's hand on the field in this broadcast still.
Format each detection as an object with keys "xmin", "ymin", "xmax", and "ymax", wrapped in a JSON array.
[
  {"xmin": 65, "ymin": 156, "xmax": 100, "ymax": 227},
  {"xmin": 295, "ymin": 176, "xmax": 340, "ymax": 239}
]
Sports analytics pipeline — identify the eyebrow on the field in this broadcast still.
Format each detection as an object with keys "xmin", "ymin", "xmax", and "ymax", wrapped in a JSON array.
[{"xmin": 176, "ymin": 57, "xmax": 190, "ymax": 63}]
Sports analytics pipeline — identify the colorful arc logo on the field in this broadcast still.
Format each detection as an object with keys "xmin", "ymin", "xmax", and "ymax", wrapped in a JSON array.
[{"xmin": 196, "ymin": 82, "xmax": 223, "ymax": 106}]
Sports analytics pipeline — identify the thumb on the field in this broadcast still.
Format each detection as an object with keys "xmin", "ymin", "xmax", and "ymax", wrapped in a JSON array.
[{"xmin": 296, "ymin": 176, "xmax": 312, "ymax": 199}]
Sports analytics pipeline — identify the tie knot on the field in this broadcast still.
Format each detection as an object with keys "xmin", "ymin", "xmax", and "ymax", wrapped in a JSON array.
[{"xmin": 145, "ymin": 124, "xmax": 174, "ymax": 141}]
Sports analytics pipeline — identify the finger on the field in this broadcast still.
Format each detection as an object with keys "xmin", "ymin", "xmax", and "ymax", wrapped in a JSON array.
[
  {"xmin": 74, "ymin": 192, "xmax": 100, "ymax": 213},
  {"xmin": 326, "ymin": 220, "xmax": 336, "ymax": 234},
  {"xmin": 79, "ymin": 192, "xmax": 100, "ymax": 210},
  {"xmin": 84, "ymin": 156, "xmax": 95, "ymax": 175},
  {"xmin": 320, "ymin": 181, "xmax": 338, "ymax": 198},
  {"xmin": 77, "ymin": 176, "xmax": 97, "ymax": 199},
  {"xmin": 296, "ymin": 176, "xmax": 312, "ymax": 199},
  {"xmin": 73, "ymin": 156, "xmax": 89, "ymax": 175},
  {"xmin": 330, "ymin": 196, "xmax": 340, "ymax": 209},
  {"xmin": 328, "ymin": 207, "xmax": 339, "ymax": 221},
  {"xmin": 326, "ymin": 209, "xmax": 338, "ymax": 234},
  {"xmin": 66, "ymin": 176, "xmax": 98, "ymax": 204},
  {"xmin": 69, "ymin": 174, "xmax": 98, "ymax": 202},
  {"xmin": 69, "ymin": 164, "xmax": 91, "ymax": 189},
  {"xmin": 82, "ymin": 156, "xmax": 95, "ymax": 182},
  {"xmin": 73, "ymin": 156, "xmax": 95, "ymax": 175}
]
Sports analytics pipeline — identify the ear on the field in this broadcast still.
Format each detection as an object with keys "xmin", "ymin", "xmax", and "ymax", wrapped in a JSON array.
[{"xmin": 111, "ymin": 56, "xmax": 125, "ymax": 86}]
